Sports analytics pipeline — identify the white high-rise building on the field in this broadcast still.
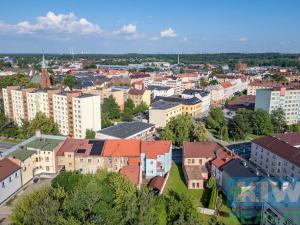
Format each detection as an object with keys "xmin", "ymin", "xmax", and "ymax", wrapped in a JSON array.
[
  {"xmin": 255, "ymin": 87, "xmax": 300, "ymax": 125},
  {"xmin": 2, "ymin": 86, "xmax": 101, "ymax": 138},
  {"xmin": 73, "ymin": 94, "xmax": 101, "ymax": 139},
  {"xmin": 27, "ymin": 90, "xmax": 50, "ymax": 120}
]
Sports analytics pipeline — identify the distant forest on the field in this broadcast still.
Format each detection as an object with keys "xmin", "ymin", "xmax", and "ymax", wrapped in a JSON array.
[{"xmin": 1, "ymin": 53, "xmax": 300, "ymax": 69}]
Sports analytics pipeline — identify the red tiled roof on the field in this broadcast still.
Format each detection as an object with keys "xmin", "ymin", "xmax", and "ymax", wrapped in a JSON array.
[
  {"xmin": 148, "ymin": 176, "xmax": 165, "ymax": 191},
  {"xmin": 128, "ymin": 88, "xmax": 145, "ymax": 95},
  {"xmin": 0, "ymin": 158, "xmax": 20, "ymax": 181},
  {"xmin": 101, "ymin": 139, "xmax": 141, "ymax": 157},
  {"xmin": 56, "ymin": 139, "xmax": 92, "ymax": 156},
  {"xmin": 220, "ymin": 81, "xmax": 232, "ymax": 88},
  {"xmin": 183, "ymin": 142, "xmax": 222, "ymax": 159},
  {"xmin": 141, "ymin": 140, "xmax": 171, "ymax": 159},
  {"xmin": 120, "ymin": 165, "xmax": 140, "ymax": 185},
  {"xmin": 253, "ymin": 136, "xmax": 300, "ymax": 167},
  {"xmin": 274, "ymin": 132, "xmax": 300, "ymax": 147},
  {"xmin": 128, "ymin": 157, "xmax": 141, "ymax": 165}
]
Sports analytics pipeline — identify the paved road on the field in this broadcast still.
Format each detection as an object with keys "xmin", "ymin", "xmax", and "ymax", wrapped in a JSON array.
[{"xmin": 0, "ymin": 179, "xmax": 51, "ymax": 225}]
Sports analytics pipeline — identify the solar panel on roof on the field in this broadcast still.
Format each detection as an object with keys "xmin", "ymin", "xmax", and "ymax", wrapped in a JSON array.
[{"xmin": 76, "ymin": 149, "xmax": 86, "ymax": 154}]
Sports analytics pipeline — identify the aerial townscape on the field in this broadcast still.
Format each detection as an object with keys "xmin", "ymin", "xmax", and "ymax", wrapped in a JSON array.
[{"xmin": 1, "ymin": 1, "xmax": 300, "ymax": 225}]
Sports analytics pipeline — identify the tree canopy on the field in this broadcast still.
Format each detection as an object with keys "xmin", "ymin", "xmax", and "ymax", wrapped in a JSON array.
[
  {"xmin": 161, "ymin": 114, "xmax": 208, "ymax": 146},
  {"xmin": 62, "ymin": 74, "xmax": 76, "ymax": 89},
  {"xmin": 11, "ymin": 171, "xmax": 203, "ymax": 225}
]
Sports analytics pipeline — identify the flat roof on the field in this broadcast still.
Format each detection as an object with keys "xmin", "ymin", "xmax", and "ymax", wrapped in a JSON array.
[
  {"xmin": 8, "ymin": 149, "xmax": 36, "ymax": 161},
  {"xmin": 151, "ymin": 100, "xmax": 181, "ymax": 110},
  {"xmin": 26, "ymin": 138, "xmax": 63, "ymax": 151},
  {"xmin": 98, "ymin": 121, "xmax": 154, "ymax": 138}
]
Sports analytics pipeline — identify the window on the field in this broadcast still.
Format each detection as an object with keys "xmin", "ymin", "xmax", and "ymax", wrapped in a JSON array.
[
  {"xmin": 80, "ymin": 158, "xmax": 83, "ymax": 163},
  {"xmin": 2, "ymin": 182, "xmax": 5, "ymax": 188},
  {"xmin": 46, "ymin": 166, "xmax": 50, "ymax": 171},
  {"xmin": 15, "ymin": 173, "xmax": 18, "ymax": 178},
  {"xmin": 199, "ymin": 159, "xmax": 202, "ymax": 165},
  {"xmin": 9, "ymin": 177, "xmax": 12, "ymax": 183},
  {"xmin": 88, "ymin": 159, "xmax": 92, "ymax": 163}
]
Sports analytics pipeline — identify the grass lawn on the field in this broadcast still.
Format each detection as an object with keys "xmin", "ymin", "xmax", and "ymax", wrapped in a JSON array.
[
  {"xmin": 163, "ymin": 162, "xmax": 204, "ymax": 207},
  {"xmin": 164, "ymin": 163, "xmax": 241, "ymax": 225}
]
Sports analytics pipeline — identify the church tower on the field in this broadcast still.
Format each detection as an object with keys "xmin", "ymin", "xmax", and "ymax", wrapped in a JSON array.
[{"xmin": 40, "ymin": 53, "xmax": 51, "ymax": 89}]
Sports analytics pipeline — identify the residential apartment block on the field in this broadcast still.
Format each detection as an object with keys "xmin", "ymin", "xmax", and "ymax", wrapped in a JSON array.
[
  {"xmin": 127, "ymin": 89, "xmax": 151, "ymax": 106},
  {"xmin": 247, "ymin": 80, "xmax": 300, "ymax": 96},
  {"xmin": 149, "ymin": 100, "xmax": 182, "ymax": 128},
  {"xmin": 255, "ymin": 87, "xmax": 300, "ymax": 125},
  {"xmin": 251, "ymin": 132, "xmax": 300, "ymax": 178},
  {"xmin": 2, "ymin": 87, "xmax": 101, "ymax": 138},
  {"xmin": 154, "ymin": 96, "xmax": 202, "ymax": 117}
]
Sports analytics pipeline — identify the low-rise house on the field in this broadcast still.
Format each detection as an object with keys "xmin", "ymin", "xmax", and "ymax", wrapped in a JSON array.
[
  {"xmin": 6, "ymin": 134, "xmax": 66, "ymax": 184},
  {"xmin": 56, "ymin": 139, "xmax": 172, "ymax": 187},
  {"xmin": 149, "ymin": 100, "xmax": 182, "ymax": 128},
  {"xmin": 226, "ymin": 95, "xmax": 255, "ymax": 111},
  {"xmin": 96, "ymin": 121, "xmax": 155, "ymax": 140},
  {"xmin": 146, "ymin": 85, "xmax": 175, "ymax": 99},
  {"xmin": 211, "ymin": 147, "xmax": 237, "ymax": 187},
  {"xmin": 127, "ymin": 89, "xmax": 151, "ymax": 106},
  {"xmin": 0, "ymin": 158, "xmax": 22, "ymax": 204},
  {"xmin": 56, "ymin": 139, "xmax": 106, "ymax": 174},
  {"xmin": 206, "ymin": 84, "xmax": 225, "ymax": 105},
  {"xmin": 182, "ymin": 142, "xmax": 223, "ymax": 189},
  {"xmin": 141, "ymin": 141, "xmax": 172, "ymax": 178},
  {"xmin": 221, "ymin": 158, "xmax": 265, "ymax": 223}
]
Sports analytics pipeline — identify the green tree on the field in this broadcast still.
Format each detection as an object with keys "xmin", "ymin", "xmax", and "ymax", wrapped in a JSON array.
[
  {"xmin": 28, "ymin": 112, "xmax": 60, "ymax": 136},
  {"xmin": 251, "ymin": 109, "xmax": 274, "ymax": 135},
  {"xmin": 271, "ymin": 74, "xmax": 288, "ymax": 82},
  {"xmin": 161, "ymin": 114, "xmax": 194, "ymax": 146},
  {"xmin": 199, "ymin": 78, "xmax": 209, "ymax": 87},
  {"xmin": 135, "ymin": 102, "xmax": 149, "ymax": 115},
  {"xmin": 122, "ymin": 107, "xmax": 133, "ymax": 122},
  {"xmin": 209, "ymin": 79, "xmax": 219, "ymax": 85},
  {"xmin": 124, "ymin": 98, "xmax": 135, "ymax": 110},
  {"xmin": 102, "ymin": 96, "xmax": 121, "ymax": 120},
  {"xmin": 205, "ymin": 107, "xmax": 228, "ymax": 141},
  {"xmin": 63, "ymin": 74, "xmax": 76, "ymax": 89},
  {"xmin": 101, "ymin": 113, "xmax": 112, "ymax": 128},
  {"xmin": 85, "ymin": 129, "xmax": 96, "ymax": 139},
  {"xmin": 289, "ymin": 124, "xmax": 300, "ymax": 132},
  {"xmin": 271, "ymin": 108, "xmax": 288, "ymax": 133},
  {"xmin": 193, "ymin": 122, "xmax": 209, "ymax": 142}
]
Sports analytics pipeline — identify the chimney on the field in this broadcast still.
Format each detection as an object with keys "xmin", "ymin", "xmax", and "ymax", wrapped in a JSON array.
[{"xmin": 35, "ymin": 129, "xmax": 41, "ymax": 138}]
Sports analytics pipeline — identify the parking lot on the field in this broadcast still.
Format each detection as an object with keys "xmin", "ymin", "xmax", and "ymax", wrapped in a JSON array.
[{"xmin": 0, "ymin": 179, "xmax": 52, "ymax": 225}]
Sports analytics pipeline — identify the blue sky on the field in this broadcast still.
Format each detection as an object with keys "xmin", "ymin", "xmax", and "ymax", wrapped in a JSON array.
[{"xmin": 0, "ymin": 0, "xmax": 300, "ymax": 53}]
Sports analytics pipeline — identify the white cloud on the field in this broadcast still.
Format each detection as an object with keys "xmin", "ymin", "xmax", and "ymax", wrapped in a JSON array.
[
  {"xmin": 0, "ymin": 11, "xmax": 102, "ymax": 35},
  {"xmin": 115, "ymin": 24, "xmax": 137, "ymax": 34},
  {"xmin": 160, "ymin": 28, "xmax": 177, "ymax": 38},
  {"xmin": 238, "ymin": 37, "xmax": 248, "ymax": 42}
]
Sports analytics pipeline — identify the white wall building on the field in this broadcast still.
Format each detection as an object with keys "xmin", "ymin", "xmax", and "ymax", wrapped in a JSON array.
[
  {"xmin": 0, "ymin": 158, "xmax": 22, "ymax": 205},
  {"xmin": 255, "ymin": 88, "xmax": 300, "ymax": 125},
  {"xmin": 73, "ymin": 94, "xmax": 101, "ymax": 139}
]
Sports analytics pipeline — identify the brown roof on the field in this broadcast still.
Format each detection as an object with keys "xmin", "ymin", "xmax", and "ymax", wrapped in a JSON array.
[
  {"xmin": 148, "ymin": 176, "xmax": 165, "ymax": 191},
  {"xmin": 128, "ymin": 88, "xmax": 145, "ymax": 96},
  {"xmin": 274, "ymin": 132, "xmax": 300, "ymax": 147},
  {"xmin": 119, "ymin": 165, "xmax": 140, "ymax": 185},
  {"xmin": 249, "ymin": 80, "xmax": 300, "ymax": 88},
  {"xmin": 184, "ymin": 165, "xmax": 203, "ymax": 180},
  {"xmin": 253, "ymin": 136, "xmax": 300, "ymax": 167},
  {"xmin": 227, "ymin": 95, "xmax": 255, "ymax": 106},
  {"xmin": 183, "ymin": 142, "xmax": 222, "ymax": 159},
  {"xmin": 0, "ymin": 158, "xmax": 20, "ymax": 181}
]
